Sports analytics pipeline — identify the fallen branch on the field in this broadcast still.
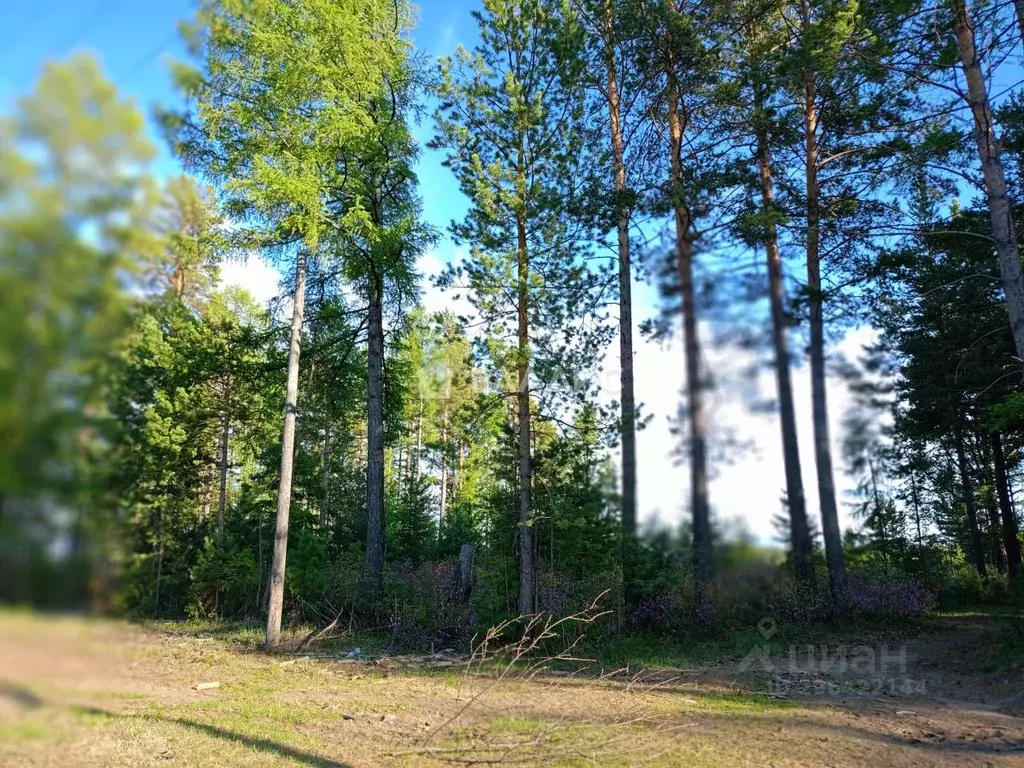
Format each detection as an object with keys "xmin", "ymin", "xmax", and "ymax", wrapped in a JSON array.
[{"xmin": 298, "ymin": 608, "xmax": 345, "ymax": 652}]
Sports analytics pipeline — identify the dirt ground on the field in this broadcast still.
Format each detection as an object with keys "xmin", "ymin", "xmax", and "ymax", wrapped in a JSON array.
[{"xmin": 0, "ymin": 610, "xmax": 1021, "ymax": 767}]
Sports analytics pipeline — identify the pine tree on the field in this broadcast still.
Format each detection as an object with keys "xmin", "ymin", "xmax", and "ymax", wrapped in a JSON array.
[
  {"xmin": 650, "ymin": 0, "xmax": 717, "ymax": 619},
  {"xmin": 148, "ymin": 175, "xmax": 223, "ymax": 310},
  {"xmin": 870, "ymin": 0, "xmax": 1024, "ymax": 373},
  {"xmin": 709, "ymin": 2, "xmax": 816, "ymax": 582},
  {"xmin": 571, "ymin": 0, "xmax": 647, "ymax": 564},
  {"xmin": 433, "ymin": 0, "xmax": 609, "ymax": 614}
]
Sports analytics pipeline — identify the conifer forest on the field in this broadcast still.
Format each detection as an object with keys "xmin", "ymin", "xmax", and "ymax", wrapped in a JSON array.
[{"xmin": 2, "ymin": 0, "xmax": 1024, "ymax": 765}]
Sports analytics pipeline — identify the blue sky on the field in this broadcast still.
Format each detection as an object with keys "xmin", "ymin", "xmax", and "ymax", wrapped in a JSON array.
[
  {"xmin": 3, "ymin": 0, "xmax": 877, "ymax": 542},
  {"xmin": 1, "ymin": 0, "xmax": 472, "ymax": 205}
]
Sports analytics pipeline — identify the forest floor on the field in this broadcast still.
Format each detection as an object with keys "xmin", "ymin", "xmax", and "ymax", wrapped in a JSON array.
[{"xmin": 0, "ymin": 608, "xmax": 1022, "ymax": 767}]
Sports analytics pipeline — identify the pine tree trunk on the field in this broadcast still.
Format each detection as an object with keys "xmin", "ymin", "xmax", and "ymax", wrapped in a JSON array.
[
  {"xmin": 200, "ymin": 467, "xmax": 212, "ymax": 523},
  {"xmin": 265, "ymin": 250, "xmax": 308, "ymax": 650},
  {"xmin": 516, "ymin": 214, "xmax": 534, "ymax": 616},
  {"xmin": 364, "ymin": 269, "xmax": 386, "ymax": 599},
  {"xmin": 416, "ymin": 396, "xmax": 423, "ymax": 482},
  {"xmin": 154, "ymin": 510, "xmax": 163, "ymax": 616},
  {"xmin": 320, "ymin": 427, "xmax": 331, "ymax": 528},
  {"xmin": 985, "ymin": 493, "xmax": 1007, "ymax": 573},
  {"xmin": 910, "ymin": 471, "xmax": 924, "ymax": 546},
  {"xmin": 666, "ymin": 72, "xmax": 711, "ymax": 622},
  {"xmin": 978, "ymin": 436, "xmax": 1008, "ymax": 573},
  {"xmin": 951, "ymin": 0, "xmax": 1024, "ymax": 373},
  {"xmin": 457, "ymin": 439, "xmax": 464, "ymax": 491},
  {"xmin": 603, "ymin": 0, "xmax": 637, "ymax": 552},
  {"xmin": 991, "ymin": 431, "xmax": 1022, "ymax": 578},
  {"xmin": 217, "ymin": 376, "xmax": 231, "ymax": 539},
  {"xmin": 954, "ymin": 421, "xmax": 988, "ymax": 578},
  {"xmin": 439, "ymin": 457, "xmax": 448, "ymax": 529},
  {"xmin": 1013, "ymin": 0, "xmax": 1024, "ymax": 57},
  {"xmin": 753, "ymin": 85, "xmax": 814, "ymax": 584},
  {"xmin": 801, "ymin": 0, "xmax": 845, "ymax": 598},
  {"xmin": 440, "ymin": 372, "xmax": 451, "ymax": 528}
]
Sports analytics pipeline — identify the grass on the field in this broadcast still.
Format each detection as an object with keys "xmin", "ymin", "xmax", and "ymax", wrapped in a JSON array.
[
  {"xmin": 590, "ymin": 612, "xmax": 930, "ymax": 671},
  {"xmin": 979, "ymin": 613, "xmax": 1024, "ymax": 674},
  {"xmin": 1, "ymin": 609, "xmax": 1022, "ymax": 766}
]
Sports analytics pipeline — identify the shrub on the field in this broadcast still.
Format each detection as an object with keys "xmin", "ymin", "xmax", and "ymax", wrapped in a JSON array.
[
  {"xmin": 383, "ymin": 560, "xmax": 475, "ymax": 649},
  {"xmin": 188, "ymin": 536, "xmax": 260, "ymax": 619}
]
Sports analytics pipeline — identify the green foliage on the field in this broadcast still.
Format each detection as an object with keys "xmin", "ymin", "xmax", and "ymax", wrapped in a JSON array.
[
  {"xmin": 6, "ymin": 0, "xmax": 1024, "ymax": 653},
  {"xmin": 432, "ymin": 0, "xmax": 612, "ymax": 406},
  {"xmin": 189, "ymin": 536, "xmax": 260, "ymax": 618},
  {"xmin": 387, "ymin": 476, "xmax": 436, "ymax": 565},
  {"xmin": 0, "ymin": 53, "xmax": 154, "ymax": 505},
  {"xmin": 168, "ymin": 0, "xmax": 410, "ymax": 251}
]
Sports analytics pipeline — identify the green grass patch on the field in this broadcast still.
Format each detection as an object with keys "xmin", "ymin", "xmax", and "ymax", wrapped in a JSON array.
[
  {"xmin": 691, "ymin": 692, "xmax": 794, "ymax": 714},
  {"xmin": 0, "ymin": 718, "xmax": 52, "ymax": 742},
  {"xmin": 980, "ymin": 614, "xmax": 1024, "ymax": 674}
]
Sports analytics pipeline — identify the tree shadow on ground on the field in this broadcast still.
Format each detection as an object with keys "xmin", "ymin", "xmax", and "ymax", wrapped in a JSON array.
[
  {"xmin": 0, "ymin": 680, "xmax": 349, "ymax": 768},
  {"xmin": 501, "ymin": 698, "xmax": 1024, "ymax": 761}
]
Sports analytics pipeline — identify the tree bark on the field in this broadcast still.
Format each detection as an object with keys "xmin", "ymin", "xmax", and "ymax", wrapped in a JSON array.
[
  {"xmin": 951, "ymin": 0, "xmax": 1024, "ymax": 373},
  {"xmin": 753, "ymin": 82, "xmax": 814, "ymax": 584},
  {"xmin": 364, "ymin": 268, "xmax": 386, "ymax": 599},
  {"xmin": 265, "ymin": 250, "xmax": 308, "ymax": 650},
  {"xmin": 440, "ymin": 371, "xmax": 450, "ymax": 528},
  {"xmin": 457, "ymin": 438, "xmax": 464, "ymax": 492},
  {"xmin": 800, "ymin": 0, "xmax": 845, "ymax": 598},
  {"xmin": 666, "ymin": 70, "xmax": 711, "ymax": 622},
  {"xmin": 1013, "ymin": 0, "xmax": 1024, "ymax": 56},
  {"xmin": 991, "ymin": 431, "xmax": 1022, "ymax": 578},
  {"xmin": 603, "ymin": 0, "xmax": 637, "ymax": 552},
  {"xmin": 200, "ymin": 467, "xmax": 212, "ymax": 523},
  {"xmin": 954, "ymin": 421, "xmax": 988, "ymax": 578},
  {"xmin": 415, "ymin": 396, "xmax": 423, "ymax": 482},
  {"xmin": 985, "ymin": 492, "xmax": 1007, "ymax": 573},
  {"xmin": 910, "ymin": 470, "xmax": 924, "ymax": 546},
  {"xmin": 977, "ymin": 436, "xmax": 1008, "ymax": 573},
  {"xmin": 154, "ymin": 511, "xmax": 163, "ymax": 616},
  {"xmin": 457, "ymin": 543, "xmax": 476, "ymax": 603},
  {"xmin": 516, "ymin": 214, "xmax": 534, "ymax": 616},
  {"xmin": 320, "ymin": 427, "xmax": 331, "ymax": 528},
  {"xmin": 439, "ymin": 453, "xmax": 448, "ymax": 529},
  {"xmin": 217, "ymin": 375, "xmax": 231, "ymax": 539}
]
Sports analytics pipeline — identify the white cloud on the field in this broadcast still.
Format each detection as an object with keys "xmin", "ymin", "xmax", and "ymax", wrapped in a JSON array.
[
  {"xmin": 438, "ymin": 22, "xmax": 457, "ymax": 55},
  {"xmin": 601, "ymin": 281, "xmax": 877, "ymax": 544},
  {"xmin": 220, "ymin": 253, "xmax": 282, "ymax": 306},
  {"xmin": 417, "ymin": 247, "xmax": 476, "ymax": 321}
]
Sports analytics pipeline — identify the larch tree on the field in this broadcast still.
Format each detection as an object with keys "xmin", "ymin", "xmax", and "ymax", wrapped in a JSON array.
[
  {"xmin": 148, "ymin": 175, "xmax": 223, "ymax": 311},
  {"xmin": 168, "ymin": 0, "xmax": 399, "ymax": 648},
  {"xmin": 337, "ymin": 11, "xmax": 431, "ymax": 598}
]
